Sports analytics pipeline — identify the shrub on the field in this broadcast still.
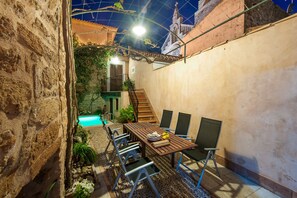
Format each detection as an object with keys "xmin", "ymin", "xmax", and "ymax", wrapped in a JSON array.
[
  {"xmin": 118, "ymin": 105, "xmax": 134, "ymax": 123},
  {"xmin": 74, "ymin": 125, "xmax": 89, "ymax": 143},
  {"xmin": 73, "ymin": 142, "xmax": 96, "ymax": 165}
]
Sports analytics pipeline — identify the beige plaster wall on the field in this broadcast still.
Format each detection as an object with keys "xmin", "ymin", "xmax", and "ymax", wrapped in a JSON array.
[{"xmin": 130, "ymin": 15, "xmax": 297, "ymax": 192}]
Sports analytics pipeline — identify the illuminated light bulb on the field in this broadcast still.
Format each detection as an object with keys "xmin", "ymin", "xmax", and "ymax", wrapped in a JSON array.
[
  {"xmin": 111, "ymin": 56, "xmax": 120, "ymax": 64},
  {"xmin": 132, "ymin": 25, "xmax": 146, "ymax": 37}
]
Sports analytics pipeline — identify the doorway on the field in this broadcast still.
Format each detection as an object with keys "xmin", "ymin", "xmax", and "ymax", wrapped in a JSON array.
[{"xmin": 110, "ymin": 64, "xmax": 123, "ymax": 91}]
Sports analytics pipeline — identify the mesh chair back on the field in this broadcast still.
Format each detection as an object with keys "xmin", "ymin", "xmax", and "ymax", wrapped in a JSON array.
[
  {"xmin": 159, "ymin": 110, "xmax": 173, "ymax": 128},
  {"xmin": 175, "ymin": 112, "xmax": 191, "ymax": 136},
  {"xmin": 109, "ymin": 128, "xmax": 128, "ymax": 171},
  {"xmin": 196, "ymin": 117, "xmax": 222, "ymax": 151}
]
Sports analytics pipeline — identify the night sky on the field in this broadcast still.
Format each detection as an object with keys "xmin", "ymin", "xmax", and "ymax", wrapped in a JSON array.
[{"xmin": 72, "ymin": 0, "xmax": 296, "ymax": 52}]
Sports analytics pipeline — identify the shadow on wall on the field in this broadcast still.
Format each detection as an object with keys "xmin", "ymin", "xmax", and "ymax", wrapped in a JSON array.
[
  {"xmin": 16, "ymin": 149, "xmax": 61, "ymax": 198},
  {"xmin": 224, "ymin": 148, "xmax": 260, "ymax": 183}
]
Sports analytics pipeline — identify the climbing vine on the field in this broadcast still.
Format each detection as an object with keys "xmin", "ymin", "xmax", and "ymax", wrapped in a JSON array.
[{"xmin": 74, "ymin": 35, "xmax": 114, "ymax": 114}]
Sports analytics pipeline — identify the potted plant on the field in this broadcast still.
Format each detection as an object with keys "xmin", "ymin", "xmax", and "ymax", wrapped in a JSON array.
[
  {"xmin": 118, "ymin": 105, "xmax": 135, "ymax": 123},
  {"xmin": 122, "ymin": 79, "xmax": 135, "ymax": 91},
  {"xmin": 72, "ymin": 179, "xmax": 95, "ymax": 198}
]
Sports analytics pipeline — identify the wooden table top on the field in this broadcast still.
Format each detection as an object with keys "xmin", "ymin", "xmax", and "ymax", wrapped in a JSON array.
[{"xmin": 124, "ymin": 122, "xmax": 196, "ymax": 156}]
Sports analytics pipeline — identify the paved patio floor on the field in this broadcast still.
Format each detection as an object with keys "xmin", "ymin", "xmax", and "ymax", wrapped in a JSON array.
[{"xmin": 88, "ymin": 124, "xmax": 280, "ymax": 198}]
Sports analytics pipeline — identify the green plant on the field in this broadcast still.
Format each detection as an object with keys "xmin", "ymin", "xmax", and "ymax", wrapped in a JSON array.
[
  {"xmin": 122, "ymin": 79, "xmax": 135, "ymax": 91},
  {"xmin": 118, "ymin": 105, "xmax": 134, "ymax": 123},
  {"xmin": 74, "ymin": 38, "xmax": 113, "ymax": 113},
  {"xmin": 72, "ymin": 179, "xmax": 94, "ymax": 198},
  {"xmin": 73, "ymin": 142, "xmax": 96, "ymax": 165},
  {"xmin": 74, "ymin": 125, "xmax": 89, "ymax": 143}
]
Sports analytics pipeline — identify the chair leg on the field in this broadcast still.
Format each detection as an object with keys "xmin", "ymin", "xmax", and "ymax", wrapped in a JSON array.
[
  {"xmin": 176, "ymin": 153, "xmax": 183, "ymax": 171},
  {"xmin": 145, "ymin": 170, "xmax": 160, "ymax": 198},
  {"xmin": 104, "ymin": 140, "xmax": 111, "ymax": 154},
  {"xmin": 112, "ymin": 172, "xmax": 122, "ymax": 190},
  {"xmin": 213, "ymin": 158, "xmax": 221, "ymax": 178},
  {"xmin": 128, "ymin": 171, "xmax": 142, "ymax": 198},
  {"xmin": 197, "ymin": 152, "xmax": 211, "ymax": 188}
]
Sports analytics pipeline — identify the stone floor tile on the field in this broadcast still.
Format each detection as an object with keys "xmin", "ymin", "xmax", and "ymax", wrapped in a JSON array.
[{"xmin": 246, "ymin": 187, "xmax": 281, "ymax": 198}]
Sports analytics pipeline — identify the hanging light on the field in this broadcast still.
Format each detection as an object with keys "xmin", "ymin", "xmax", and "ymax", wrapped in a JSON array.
[{"xmin": 132, "ymin": 24, "xmax": 146, "ymax": 37}]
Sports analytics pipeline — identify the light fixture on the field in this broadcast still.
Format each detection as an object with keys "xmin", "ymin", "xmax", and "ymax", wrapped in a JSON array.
[
  {"xmin": 132, "ymin": 24, "xmax": 146, "ymax": 37},
  {"xmin": 110, "ymin": 56, "xmax": 120, "ymax": 64}
]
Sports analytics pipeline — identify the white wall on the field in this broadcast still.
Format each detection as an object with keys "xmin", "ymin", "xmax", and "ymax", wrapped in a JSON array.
[{"xmin": 130, "ymin": 15, "xmax": 297, "ymax": 191}]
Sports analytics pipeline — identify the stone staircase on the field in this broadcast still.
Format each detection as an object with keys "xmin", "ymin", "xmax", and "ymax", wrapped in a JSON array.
[{"xmin": 133, "ymin": 89, "xmax": 158, "ymax": 123}]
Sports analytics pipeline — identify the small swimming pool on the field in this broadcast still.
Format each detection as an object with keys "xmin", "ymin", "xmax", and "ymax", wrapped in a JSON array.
[{"xmin": 78, "ymin": 115, "xmax": 105, "ymax": 127}]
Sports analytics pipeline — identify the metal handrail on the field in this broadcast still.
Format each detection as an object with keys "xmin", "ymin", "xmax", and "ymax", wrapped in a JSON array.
[{"xmin": 127, "ymin": 77, "xmax": 138, "ymax": 122}]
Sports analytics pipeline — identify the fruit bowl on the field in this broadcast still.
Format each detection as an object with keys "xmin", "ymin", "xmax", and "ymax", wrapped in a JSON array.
[{"xmin": 147, "ymin": 131, "xmax": 161, "ymax": 142}]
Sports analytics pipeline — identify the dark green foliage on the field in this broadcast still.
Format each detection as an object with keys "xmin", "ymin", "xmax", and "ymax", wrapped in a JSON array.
[
  {"xmin": 122, "ymin": 79, "xmax": 135, "ymax": 91},
  {"xmin": 74, "ymin": 185, "xmax": 88, "ymax": 198},
  {"xmin": 74, "ymin": 125, "xmax": 89, "ymax": 143},
  {"xmin": 73, "ymin": 35, "xmax": 114, "ymax": 113},
  {"xmin": 73, "ymin": 143, "xmax": 97, "ymax": 165},
  {"xmin": 118, "ymin": 105, "xmax": 134, "ymax": 123}
]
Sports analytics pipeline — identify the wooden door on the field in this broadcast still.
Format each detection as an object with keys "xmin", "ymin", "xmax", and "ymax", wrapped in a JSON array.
[{"xmin": 110, "ymin": 64, "xmax": 123, "ymax": 91}]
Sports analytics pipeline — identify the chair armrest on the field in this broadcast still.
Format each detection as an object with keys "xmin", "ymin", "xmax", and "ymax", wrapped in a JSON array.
[
  {"xmin": 125, "ymin": 161, "xmax": 154, "ymax": 176},
  {"xmin": 176, "ymin": 134, "xmax": 192, "ymax": 141},
  {"xmin": 119, "ymin": 143, "xmax": 139, "ymax": 153},
  {"xmin": 204, "ymin": 148, "xmax": 219, "ymax": 151},
  {"xmin": 160, "ymin": 127, "xmax": 171, "ymax": 132},
  {"xmin": 176, "ymin": 134, "xmax": 188, "ymax": 138},
  {"xmin": 111, "ymin": 127, "xmax": 121, "ymax": 132},
  {"xmin": 114, "ymin": 133, "xmax": 129, "ymax": 139},
  {"xmin": 119, "ymin": 145, "xmax": 140, "ymax": 156},
  {"xmin": 114, "ymin": 134, "xmax": 130, "ymax": 142}
]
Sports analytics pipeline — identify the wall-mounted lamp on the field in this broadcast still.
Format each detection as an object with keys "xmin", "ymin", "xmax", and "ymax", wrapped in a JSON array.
[{"xmin": 110, "ymin": 56, "xmax": 120, "ymax": 64}]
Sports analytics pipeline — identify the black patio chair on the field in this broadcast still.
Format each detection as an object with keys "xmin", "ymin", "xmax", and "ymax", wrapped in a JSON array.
[
  {"xmin": 171, "ymin": 112, "xmax": 191, "ymax": 139},
  {"xmin": 176, "ymin": 117, "xmax": 222, "ymax": 188},
  {"xmin": 159, "ymin": 109, "xmax": 173, "ymax": 131},
  {"xmin": 111, "ymin": 131, "xmax": 161, "ymax": 198}
]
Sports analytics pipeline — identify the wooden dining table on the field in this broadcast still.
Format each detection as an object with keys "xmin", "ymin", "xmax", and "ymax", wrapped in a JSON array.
[{"xmin": 123, "ymin": 122, "xmax": 197, "ymax": 167}]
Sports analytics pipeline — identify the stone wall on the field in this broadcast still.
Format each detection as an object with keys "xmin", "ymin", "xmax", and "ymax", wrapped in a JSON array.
[
  {"xmin": 130, "ymin": 15, "xmax": 297, "ymax": 197},
  {"xmin": 0, "ymin": 0, "xmax": 75, "ymax": 197},
  {"xmin": 244, "ymin": 0, "xmax": 288, "ymax": 31}
]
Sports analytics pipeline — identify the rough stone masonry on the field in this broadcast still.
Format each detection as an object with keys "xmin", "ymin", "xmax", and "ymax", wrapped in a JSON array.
[{"xmin": 0, "ymin": 0, "xmax": 75, "ymax": 197}]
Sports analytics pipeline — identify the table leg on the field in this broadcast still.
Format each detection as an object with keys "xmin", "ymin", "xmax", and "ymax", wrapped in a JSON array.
[
  {"xmin": 171, "ymin": 153, "xmax": 175, "ymax": 168},
  {"xmin": 141, "ymin": 141, "xmax": 146, "ymax": 157}
]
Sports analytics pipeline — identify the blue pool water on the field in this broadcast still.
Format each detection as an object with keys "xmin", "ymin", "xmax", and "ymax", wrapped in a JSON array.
[{"xmin": 78, "ymin": 115, "xmax": 104, "ymax": 127}]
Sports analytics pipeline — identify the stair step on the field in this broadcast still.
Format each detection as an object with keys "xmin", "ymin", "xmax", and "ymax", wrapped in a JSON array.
[
  {"xmin": 138, "ymin": 112, "xmax": 153, "ymax": 116},
  {"xmin": 138, "ymin": 104, "xmax": 149, "ymax": 107},
  {"xmin": 138, "ymin": 109, "xmax": 152, "ymax": 113},
  {"xmin": 133, "ymin": 98, "xmax": 147, "ymax": 101},
  {"xmin": 138, "ymin": 114, "xmax": 154, "ymax": 118},
  {"xmin": 132, "ymin": 99, "xmax": 147, "ymax": 102},
  {"xmin": 138, "ymin": 119, "xmax": 158, "ymax": 123}
]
